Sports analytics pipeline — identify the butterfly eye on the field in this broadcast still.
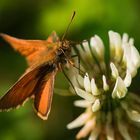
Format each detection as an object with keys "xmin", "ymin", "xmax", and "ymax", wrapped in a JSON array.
[{"xmin": 57, "ymin": 49, "xmax": 63, "ymax": 55}]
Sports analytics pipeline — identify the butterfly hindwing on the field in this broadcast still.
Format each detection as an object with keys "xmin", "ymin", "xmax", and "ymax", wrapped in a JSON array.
[{"xmin": 34, "ymin": 71, "xmax": 56, "ymax": 120}]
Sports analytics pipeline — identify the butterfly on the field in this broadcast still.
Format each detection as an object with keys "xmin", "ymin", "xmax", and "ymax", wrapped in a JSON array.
[{"xmin": 0, "ymin": 12, "xmax": 76, "ymax": 120}]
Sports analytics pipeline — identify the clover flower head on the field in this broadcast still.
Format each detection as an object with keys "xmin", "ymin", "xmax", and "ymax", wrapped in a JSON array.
[{"xmin": 67, "ymin": 31, "xmax": 140, "ymax": 139}]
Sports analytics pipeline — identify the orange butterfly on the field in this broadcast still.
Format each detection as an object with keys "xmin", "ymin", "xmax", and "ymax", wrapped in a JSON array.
[{"xmin": 0, "ymin": 12, "xmax": 75, "ymax": 120}]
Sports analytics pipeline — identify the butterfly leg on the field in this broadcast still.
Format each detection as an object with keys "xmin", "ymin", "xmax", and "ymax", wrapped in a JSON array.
[{"xmin": 60, "ymin": 65, "xmax": 77, "ymax": 95}]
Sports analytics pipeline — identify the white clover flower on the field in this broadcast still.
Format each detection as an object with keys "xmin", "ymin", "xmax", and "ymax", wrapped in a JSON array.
[{"xmin": 67, "ymin": 31, "xmax": 140, "ymax": 139}]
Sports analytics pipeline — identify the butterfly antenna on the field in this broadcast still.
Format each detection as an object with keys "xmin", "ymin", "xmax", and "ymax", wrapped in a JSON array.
[{"xmin": 61, "ymin": 11, "xmax": 76, "ymax": 41}]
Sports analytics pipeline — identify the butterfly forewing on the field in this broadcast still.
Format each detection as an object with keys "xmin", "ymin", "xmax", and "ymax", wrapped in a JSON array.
[
  {"xmin": 0, "ymin": 32, "xmax": 59, "ymax": 66},
  {"xmin": 0, "ymin": 68, "xmax": 39, "ymax": 110},
  {"xmin": 0, "ymin": 64, "xmax": 56, "ymax": 115}
]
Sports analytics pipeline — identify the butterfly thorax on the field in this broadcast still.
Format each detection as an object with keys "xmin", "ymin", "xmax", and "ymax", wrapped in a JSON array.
[
  {"xmin": 0, "ymin": 33, "xmax": 72, "ymax": 72},
  {"xmin": 27, "ymin": 40, "xmax": 71, "ymax": 72},
  {"xmin": 56, "ymin": 40, "xmax": 71, "ymax": 65}
]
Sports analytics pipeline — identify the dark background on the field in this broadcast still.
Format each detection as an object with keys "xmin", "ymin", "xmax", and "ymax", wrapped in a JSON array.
[{"xmin": 0, "ymin": 0, "xmax": 140, "ymax": 140}]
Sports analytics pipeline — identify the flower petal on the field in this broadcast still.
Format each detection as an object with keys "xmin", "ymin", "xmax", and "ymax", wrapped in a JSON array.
[
  {"xmin": 77, "ymin": 74, "xmax": 84, "ymax": 88},
  {"xmin": 90, "ymin": 35, "xmax": 104, "ymax": 60},
  {"xmin": 54, "ymin": 88, "xmax": 74, "ymax": 96},
  {"xmin": 106, "ymin": 112, "xmax": 114, "ymax": 140},
  {"xmin": 76, "ymin": 117, "xmax": 96, "ymax": 139},
  {"xmin": 122, "ymin": 33, "xmax": 128, "ymax": 43},
  {"xmin": 84, "ymin": 73, "xmax": 92, "ymax": 93},
  {"xmin": 69, "ymin": 68, "xmax": 79, "ymax": 87},
  {"xmin": 121, "ymin": 101, "xmax": 140, "ymax": 122},
  {"xmin": 67, "ymin": 112, "xmax": 92, "ymax": 129},
  {"xmin": 75, "ymin": 87, "xmax": 95, "ymax": 102},
  {"xmin": 117, "ymin": 121, "xmax": 132, "ymax": 140},
  {"xmin": 122, "ymin": 43, "xmax": 137, "ymax": 77},
  {"xmin": 109, "ymin": 31, "xmax": 122, "ymax": 61},
  {"xmin": 82, "ymin": 41, "xmax": 92, "ymax": 58},
  {"xmin": 112, "ymin": 77, "xmax": 127, "ymax": 99},
  {"xmin": 76, "ymin": 44, "xmax": 87, "ymax": 63},
  {"xmin": 110, "ymin": 62, "xmax": 119, "ymax": 79},
  {"xmin": 102, "ymin": 75, "xmax": 109, "ymax": 91},
  {"xmin": 124, "ymin": 70, "xmax": 132, "ymax": 87},
  {"xmin": 74, "ymin": 100, "xmax": 92, "ymax": 108},
  {"xmin": 92, "ymin": 99, "xmax": 101, "ymax": 112},
  {"xmin": 91, "ymin": 78, "xmax": 100, "ymax": 95},
  {"xmin": 88, "ymin": 127, "xmax": 100, "ymax": 140},
  {"xmin": 129, "ymin": 93, "xmax": 140, "ymax": 104},
  {"xmin": 127, "ymin": 110, "xmax": 140, "ymax": 122},
  {"xmin": 129, "ymin": 38, "xmax": 134, "ymax": 46},
  {"xmin": 131, "ymin": 45, "xmax": 140, "ymax": 68}
]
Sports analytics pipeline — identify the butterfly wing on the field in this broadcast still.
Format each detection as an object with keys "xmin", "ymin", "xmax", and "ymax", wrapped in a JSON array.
[
  {"xmin": 0, "ymin": 63, "xmax": 56, "ymax": 111},
  {"xmin": 34, "ymin": 71, "xmax": 56, "ymax": 120},
  {"xmin": 0, "ymin": 32, "xmax": 59, "ymax": 66},
  {"xmin": 0, "ymin": 32, "xmax": 59, "ymax": 119},
  {"xmin": 46, "ymin": 31, "xmax": 59, "ymax": 43}
]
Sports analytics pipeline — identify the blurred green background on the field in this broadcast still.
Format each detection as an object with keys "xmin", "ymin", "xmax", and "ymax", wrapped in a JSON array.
[{"xmin": 0, "ymin": 0, "xmax": 140, "ymax": 140}]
